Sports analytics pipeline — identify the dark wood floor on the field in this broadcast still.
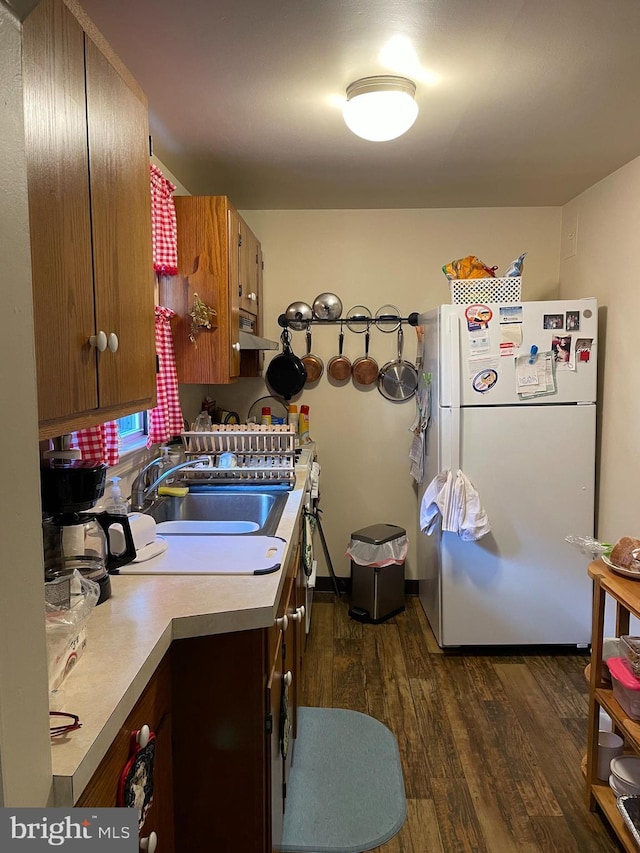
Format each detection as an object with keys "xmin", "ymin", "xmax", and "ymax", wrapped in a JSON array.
[{"xmin": 299, "ymin": 594, "xmax": 622, "ymax": 853}]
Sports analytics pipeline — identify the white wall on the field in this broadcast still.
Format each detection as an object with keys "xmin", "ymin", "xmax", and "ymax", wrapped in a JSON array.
[
  {"xmin": 200, "ymin": 207, "xmax": 562, "ymax": 581},
  {"xmin": 560, "ymin": 155, "xmax": 640, "ymax": 542},
  {"xmin": 0, "ymin": 0, "xmax": 53, "ymax": 806}
]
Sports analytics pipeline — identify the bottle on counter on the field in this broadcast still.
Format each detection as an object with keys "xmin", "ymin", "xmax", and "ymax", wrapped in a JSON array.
[
  {"xmin": 299, "ymin": 405, "xmax": 310, "ymax": 444},
  {"xmin": 105, "ymin": 476, "xmax": 128, "ymax": 515},
  {"xmin": 261, "ymin": 406, "xmax": 272, "ymax": 425},
  {"xmin": 288, "ymin": 404, "xmax": 298, "ymax": 435}
]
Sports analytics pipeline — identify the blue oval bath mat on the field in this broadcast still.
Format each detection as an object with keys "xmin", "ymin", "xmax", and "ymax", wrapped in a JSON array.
[{"xmin": 281, "ymin": 707, "xmax": 406, "ymax": 853}]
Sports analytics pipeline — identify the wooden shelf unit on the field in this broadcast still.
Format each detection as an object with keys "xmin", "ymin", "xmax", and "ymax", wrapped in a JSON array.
[{"xmin": 586, "ymin": 559, "xmax": 640, "ymax": 851}]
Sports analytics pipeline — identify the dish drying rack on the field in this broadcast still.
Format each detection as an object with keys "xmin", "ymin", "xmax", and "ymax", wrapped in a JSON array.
[{"xmin": 180, "ymin": 424, "xmax": 296, "ymax": 487}]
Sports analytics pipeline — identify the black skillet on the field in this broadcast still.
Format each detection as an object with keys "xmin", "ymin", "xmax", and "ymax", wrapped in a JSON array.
[{"xmin": 266, "ymin": 329, "xmax": 307, "ymax": 401}]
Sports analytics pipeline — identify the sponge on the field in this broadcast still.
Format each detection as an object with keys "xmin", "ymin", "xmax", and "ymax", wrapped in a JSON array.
[{"xmin": 157, "ymin": 485, "xmax": 189, "ymax": 497}]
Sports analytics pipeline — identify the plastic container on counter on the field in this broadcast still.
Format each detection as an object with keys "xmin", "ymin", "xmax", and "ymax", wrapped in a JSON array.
[
  {"xmin": 261, "ymin": 407, "xmax": 272, "ymax": 425},
  {"xmin": 607, "ymin": 657, "xmax": 640, "ymax": 720}
]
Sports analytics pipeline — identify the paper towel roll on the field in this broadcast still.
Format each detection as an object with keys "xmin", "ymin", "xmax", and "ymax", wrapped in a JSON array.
[{"xmin": 109, "ymin": 513, "xmax": 157, "ymax": 555}]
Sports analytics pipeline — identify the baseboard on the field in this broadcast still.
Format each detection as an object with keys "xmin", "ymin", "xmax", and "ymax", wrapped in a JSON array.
[{"xmin": 313, "ymin": 577, "xmax": 419, "ymax": 595}]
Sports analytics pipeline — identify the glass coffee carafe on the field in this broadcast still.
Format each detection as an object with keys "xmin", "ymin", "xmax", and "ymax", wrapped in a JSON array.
[{"xmin": 40, "ymin": 459, "xmax": 136, "ymax": 605}]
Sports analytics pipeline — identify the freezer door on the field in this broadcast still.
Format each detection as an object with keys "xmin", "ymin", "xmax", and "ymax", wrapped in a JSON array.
[
  {"xmin": 439, "ymin": 299, "xmax": 597, "ymax": 407},
  {"xmin": 438, "ymin": 403, "xmax": 595, "ymax": 646}
]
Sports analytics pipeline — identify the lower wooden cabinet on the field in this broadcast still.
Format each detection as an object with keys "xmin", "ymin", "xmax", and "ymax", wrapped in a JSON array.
[
  {"xmin": 77, "ymin": 542, "xmax": 305, "ymax": 852},
  {"xmin": 76, "ymin": 653, "xmax": 174, "ymax": 852}
]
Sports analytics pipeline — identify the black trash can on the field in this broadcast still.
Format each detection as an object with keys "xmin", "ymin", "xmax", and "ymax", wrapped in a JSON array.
[{"xmin": 348, "ymin": 523, "xmax": 406, "ymax": 624}]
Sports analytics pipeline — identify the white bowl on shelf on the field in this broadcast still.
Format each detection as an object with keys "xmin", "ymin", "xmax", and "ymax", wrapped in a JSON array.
[
  {"xmin": 611, "ymin": 756, "xmax": 640, "ymax": 794},
  {"xmin": 610, "ymin": 774, "xmax": 625, "ymax": 797},
  {"xmin": 610, "ymin": 773, "xmax": 640, "ymax": 797}
]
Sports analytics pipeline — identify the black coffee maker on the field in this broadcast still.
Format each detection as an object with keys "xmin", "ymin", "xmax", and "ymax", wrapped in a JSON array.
[{"xmin": 40, "ymin": 458, "xmax": 136, "ymax": 605}]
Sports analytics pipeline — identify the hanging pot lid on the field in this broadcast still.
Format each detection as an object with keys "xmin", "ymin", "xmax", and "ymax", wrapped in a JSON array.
[
  {"xmin": 346, "ymin": 305, "xmax": 372, "ymax": 333},
  {"xmin": 285, "ymin": 301, "xmax": 313, "ymax": 331},
  {"xmin": 375, "ymin": 304, "xmax": 401, "ymax": 333},
  {"xmin": 312, "ymin": 292, "xmax": 342, "ymax": 321}
]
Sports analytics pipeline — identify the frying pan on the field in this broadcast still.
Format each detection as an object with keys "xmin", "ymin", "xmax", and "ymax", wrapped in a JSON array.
[
  {"xmin": 377, "ymin": 326, "xmax": 418, "ymax": 402},
  {"xmin": 327, "ymin": 322, "xmax": 352, "ymax": 381},
  {"xmin": 351, "ymin": 327, "xmax": 379, "ymax": 386},
  {"xmin": 266, "ymin": 329, "xmax": 307, "ymax": 401},
  {"xmin": 301, "ymin": 325, "xmax": 324, "ymax": 383}
]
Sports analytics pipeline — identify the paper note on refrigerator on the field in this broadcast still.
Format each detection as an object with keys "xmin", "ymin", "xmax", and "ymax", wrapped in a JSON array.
[{"xmin": 515, "ymin": 352, "xmax": 557, "ymax": 398}]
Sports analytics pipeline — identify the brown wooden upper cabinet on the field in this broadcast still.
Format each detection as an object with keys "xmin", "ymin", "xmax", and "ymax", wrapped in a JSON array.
[
  {"xmin": 160, "ymin": 196, "xmax": 264, "ymax": 384},
  {"xmin": 22, "ymin": 0, "xmax": 156, "ymax": 440}
]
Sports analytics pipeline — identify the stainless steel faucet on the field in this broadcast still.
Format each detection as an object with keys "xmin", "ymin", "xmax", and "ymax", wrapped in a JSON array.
[{"xmin": 130, "ymin": 456, "xmax": 210, "ymax": 511}]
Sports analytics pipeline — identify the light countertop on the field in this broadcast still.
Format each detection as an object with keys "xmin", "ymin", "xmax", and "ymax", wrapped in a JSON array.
[{"xmin": 51, "ymin": 455, "xmax": 312, "ymax": 805}]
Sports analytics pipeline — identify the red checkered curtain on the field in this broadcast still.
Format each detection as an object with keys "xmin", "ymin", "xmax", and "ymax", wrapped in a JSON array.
[
  {"xmin": 70, "ymin": 421, "xmax": 120, "ymax": 466},
  {"xmin": 150, "ymin": 164, "xmax": 178, "ymax": 275},
  {"xmin": 147, "ymin": 306, "xmax": 184, "ymax": 446}
]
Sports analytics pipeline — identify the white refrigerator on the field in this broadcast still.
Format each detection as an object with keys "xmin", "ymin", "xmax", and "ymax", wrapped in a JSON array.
[{"xmin": 417, "ymin": 298, "xmax": 597, "ymax": 647}]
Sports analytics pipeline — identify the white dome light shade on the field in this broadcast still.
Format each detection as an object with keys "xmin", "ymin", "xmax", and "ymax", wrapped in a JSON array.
[{"xmin": 343, "ymin": 76, "xmax": 418, "ymax": 142}]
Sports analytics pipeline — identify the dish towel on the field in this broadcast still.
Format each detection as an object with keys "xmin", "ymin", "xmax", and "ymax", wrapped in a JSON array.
[
  {"xmin": 150, "ymin": 164, "xmax": 178, "ymax": 275},
  {"xmin": 147, "ymin": 306, "xmax": 184, "ymax": 446},
  {"xmin": 301, "ymin": 508, "xmax": 315, "ymax": 577},
  {"xmin": 420, "ymin": 469, "xmax": 491, "ymax": 541},
  {"xmin": 70, "ymin": 421, "xmax": 120, "ymax": 466}
]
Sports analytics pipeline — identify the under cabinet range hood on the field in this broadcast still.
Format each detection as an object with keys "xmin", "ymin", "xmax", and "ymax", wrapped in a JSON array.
[{"xmin": 238, "ymin": 330, "xmax": 279, "ymax": 350}]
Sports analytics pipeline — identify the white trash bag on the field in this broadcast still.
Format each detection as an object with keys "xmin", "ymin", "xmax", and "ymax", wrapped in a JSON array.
[{"xmin": 345, "ymin": 534, "xmax": 408, "ymax": 568}]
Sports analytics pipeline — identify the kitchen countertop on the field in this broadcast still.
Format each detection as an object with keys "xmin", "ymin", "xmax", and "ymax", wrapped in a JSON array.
[{"xmin": 51, "ymin": 448, "xmax": 314, "ymax": 806}]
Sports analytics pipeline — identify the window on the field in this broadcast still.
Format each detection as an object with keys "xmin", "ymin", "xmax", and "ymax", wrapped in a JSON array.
[{"xmin": 117, "ymin": 411, "xmax": 148, "ymax": 451}]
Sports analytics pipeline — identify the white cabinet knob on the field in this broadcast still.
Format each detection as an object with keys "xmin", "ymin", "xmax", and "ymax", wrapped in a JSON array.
[
  {"xmin": 89, "ymin": 331, "xmax": 107, "ymax": 352},
  {"xmin": 276, "ymin": 614, "xmax": 288, "ymax": 632},
  {"xmin": 136, "ymin": 725, "xmax": 150, "ymax": 749},
  {"xmin": 107, "ymin": 332, "xmax": 119, "ymax": 352},
  {"xmin": 248, "ymin": 292, "xmax": 257, "ymax": 302},
  {"xmin": 284, "ymin": 671, "xmax": 292, "ymax": 687},
  {"xmin": 139, "ymin": 831, "xmax": 157, "ymax": 852},
  {"xmin": 291, "ymin": 605, "xmax": 306, "ymax": 623},
  {"xmin": 232, "ymin": 342, "xmax": 241, "ymax": 352}
]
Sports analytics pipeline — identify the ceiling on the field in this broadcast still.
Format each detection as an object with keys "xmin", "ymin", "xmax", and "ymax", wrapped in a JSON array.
[{"xmin": 41, "ymin": 0, "xmax": 640, "ymax": 208}]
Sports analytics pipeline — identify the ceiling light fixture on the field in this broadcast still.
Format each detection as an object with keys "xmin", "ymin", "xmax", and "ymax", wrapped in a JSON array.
[{"xmin": 343, "ymin": 76, "xmax": 418, "ymax": 142}]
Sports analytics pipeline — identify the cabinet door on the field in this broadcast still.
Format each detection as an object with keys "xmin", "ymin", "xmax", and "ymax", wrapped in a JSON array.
[
  {"xmin": 239, "ymin": 219, "xmax": 260, "ymax": 317},
  {"xmin": 268, "ymin": 631, "xmax": 285, "ymax": 852},
  {"xmin": 282, "ymin": 576, "xmax": 296, "ymax": 789},
  {"xmin": 85, "ymin": 36, "xmax": 156, "ymax": 411},
  {"xmin": 167, "ymin": 196, "xmax": 241, "ymax": 384},
  {"xmin": 76, "ymin": 654, "xmax": 174, "ymax": 851},
  {"xmin": 226, "ymin": 206, "xmax": 241, "ymax": 379},
  {"xmin": 22, "ymin": 0, "xmax": 97, "ymax": 424}
]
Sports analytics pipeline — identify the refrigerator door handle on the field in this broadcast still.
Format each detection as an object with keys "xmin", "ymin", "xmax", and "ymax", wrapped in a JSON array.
[
  {"xmin": 448, "ymin": 313, "xmax": 461, "ymax": 472},
  {"xmin": 448, "ymin": 312, "xmax": 461, "ymax": 410}
]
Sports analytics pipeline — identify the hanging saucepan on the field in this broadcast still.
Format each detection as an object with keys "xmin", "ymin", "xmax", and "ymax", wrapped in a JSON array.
[
  {"xmin": 351, "ymin": 325, "xmax": 379, "ymax": 386},
  {"xmin": 327, "ymin": 322, "xmax": 352, "ymax": 381},
  {"xmin": 377, "ymin": 326, "xmax": 418, "ymax": 402},
  {"xmin": 300, "ymin": 324, "xmax": 324, "ymax": 383},
  {"xmin": 312, "ymin": 292, "xmax": 342, "ymax": 321},
  {"xmin": 266, "ymin": 329, "xmax": 307, "ymax": 401},
  {"xmin": 284, "ymin": 301, "xmax": 313, "ymax": 331}
]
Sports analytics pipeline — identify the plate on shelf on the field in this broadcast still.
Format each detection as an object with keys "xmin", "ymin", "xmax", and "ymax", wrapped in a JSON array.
[{"xmin": 602, "ymin": 554, "xmax": 640, "ymax": 579}]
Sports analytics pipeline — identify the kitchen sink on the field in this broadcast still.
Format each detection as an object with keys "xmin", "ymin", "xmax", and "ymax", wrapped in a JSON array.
[{"xmin": 143, "ymin": 487, "xmax": 289, "ymax": 536}]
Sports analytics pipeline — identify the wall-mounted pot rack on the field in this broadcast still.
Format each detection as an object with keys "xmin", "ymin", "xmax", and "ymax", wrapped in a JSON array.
[{"xmin": 277, "ymin": 311, "xmax": 420, "ymax": 331}]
